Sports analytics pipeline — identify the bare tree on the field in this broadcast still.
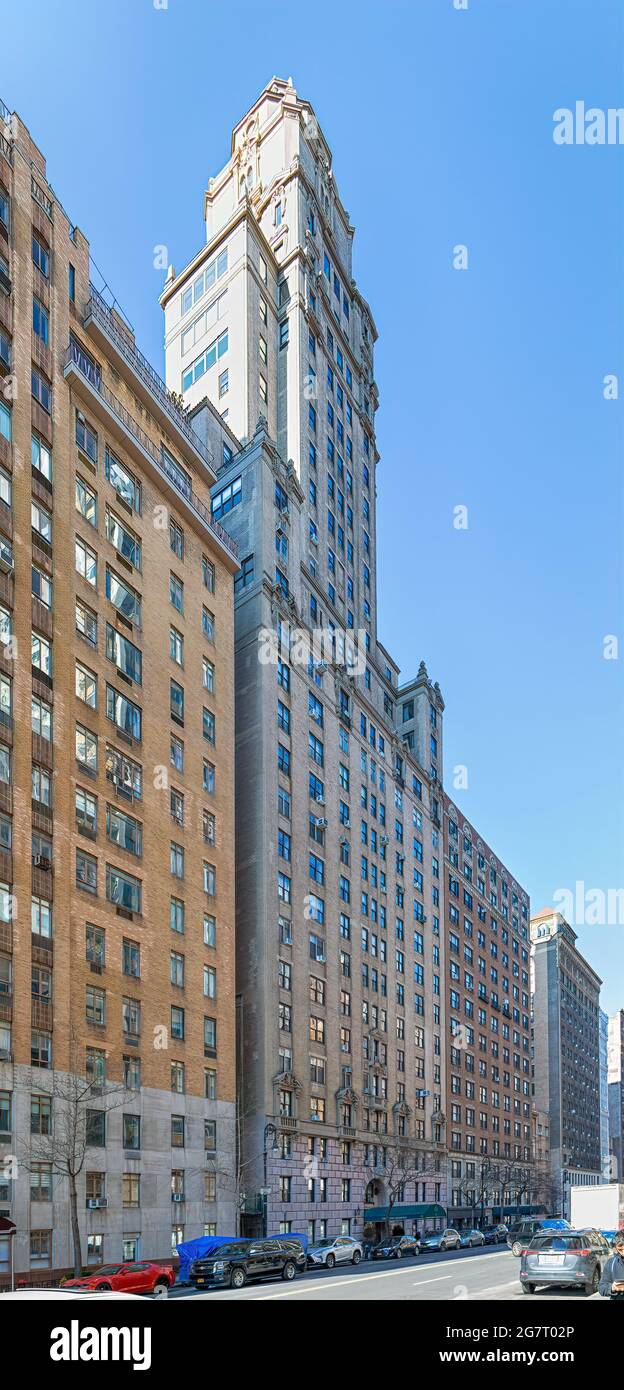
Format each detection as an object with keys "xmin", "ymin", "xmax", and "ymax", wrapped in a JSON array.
[
  {"xmin": 364, "ymin": 1138, "xmax": 442, "ymax": 1241},
  {"xmin": 19, "ymin": 1032, "xmax": 128, "ymax": 1276}
]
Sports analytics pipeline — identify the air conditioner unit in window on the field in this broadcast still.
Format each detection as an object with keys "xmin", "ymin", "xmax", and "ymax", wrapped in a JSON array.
[
  {"xmin": 171, "ymin": 1192, "xmax": 184, "ymax": 1203},
  {"xmin": 33, "ymin": 855, "xmax": 51, "ymax": 870},
  {"xmin": 315, "ymin": 817, "xmax": 328, "ymax": 828},
  {"xmin": 0, "ymin": 553, "xmax": 13, "ymax": 575},
  {"xmin": 86, "ymin": 1197, "xmax": 108, "ymax": 1209},
  {"xmin": 315, "ymin": 795, "xmax": 325, "ymax": 806},
  {"xmin": 342, "ymin": 819, "xmax": 351, "ymax": 829}
]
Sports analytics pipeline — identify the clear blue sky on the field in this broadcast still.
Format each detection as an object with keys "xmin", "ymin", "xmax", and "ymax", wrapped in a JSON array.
[{"xmin": 2, "ymin": 0, "xmax": 622, "ymax": 1010}]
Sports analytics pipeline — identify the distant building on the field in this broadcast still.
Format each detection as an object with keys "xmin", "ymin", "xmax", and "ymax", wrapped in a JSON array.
[
  {"xmin": 608, "ymin": 1009, "xmax": 624, "ymax": 1180},
  {"xmin": 531, "ymin": 910, "xmax": 602, "ymax": 1216}
]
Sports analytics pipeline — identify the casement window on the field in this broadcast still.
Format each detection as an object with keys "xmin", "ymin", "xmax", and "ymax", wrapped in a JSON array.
[
  {"xmin": 76, "ymin": 599, "xmax": 97, "ymax": 646},
  {"xmin": 33, "ymin": 298, "xmax": 49, "ymax": 345},
  {"xmin": 75, "ymin": 662, "xmax": 97, "ymax": 708},
  {"xmin": 106, "ymin": 568, "xmax": 141, "ymax": 624},
  {"xmin": 76, "ymin": 410, "xmax": 97, "ymax": 463},
  {"xmin": 107, "ymin": 805, "xmax": 142, "ymax": 857},
  {"xmin": 76, "ymin": 787, "xmax": 97, "ymax": 834},
  {"xmin": 106, "ymin": 510, "xmax": 141, "ymax": 568},
  {"xmin": 106, "ymin": 684, "xmax": 141, "ymax": 741},
  {"xmin": 76, "ymin": 724, "xmax": 98, "ymax": 771},
  {"xmin": 105, "ymin": 448, "xmax": 141, "ymax": 512},
  {"xmin": 180, "ymin": 247, "xmax": 227, "ymax": 316},
  {"xmin": 32, "ymin": 233, "xmax": 50, "ymax": 278},
  {"xmin": 106, "ymin": 865, "xmax": 142, "ymax": 914},
  {"xmin": 31, "ymin": 895, "xmax": 52, "ymax": 938},
  {"xmin": 76, "ymin": 536, "xmax": 97, "ymax": 586},
  {"xmin": 32, "ymin": 435, "xmax": 52, "ymax": 481},
  {"xmin": 32, "ymin": 501, "xmax": 52, "ymax": 544},
  {"xmin": 106, "ymin": 624, "xmax": 142, "ymax": 683},
  {"xmin": 202, "ymin": 556, "xmax": 215, "ymax": 592},
  {"xmin": 31, "ymin": 367, "xmax": 51, "ymax": 413}
]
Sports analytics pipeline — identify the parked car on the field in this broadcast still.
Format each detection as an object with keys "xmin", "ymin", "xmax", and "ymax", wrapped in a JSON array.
[
  {"xmin": 189, "ymin": 1237, "xmax": 306, "ymax": 1290},
  {"xmin": 508, "ymin": 1220, "xmax": 550, "ymax": 1256},
  {"xmin": 307, "ymin": 1236, "xmax": 362, "ymax": 1268},
  {"xmin": 420, "ymin": 1228, "xmax": 462, "ymax": 1252},
  {"xmin": 520, "ymin": 1229, "xmax": 605, "ymax": 1296},
  {"xmin": 460, "ymin": 1229, "xmax": 485, "ymax": 1248},
  {"xmin": 64, "ymin": 1262, "xmax": 175, "ymax": 1296},
  {"xmin": 372, "ymin": 1235, "xmax": 420, "ymax": 1261},
  {"xmin": 578, "ymin": 1228, "xmax": 611, "ymax": 1255},
  {"xmin": 482, "ymin": 1224, "xmax": 508, "ymax": 1245}
]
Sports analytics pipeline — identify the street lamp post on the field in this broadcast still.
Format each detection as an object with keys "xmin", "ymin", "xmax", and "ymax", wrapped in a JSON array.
[{"xmin": 262, "ymin": 1123, "xmax": 277, "ymax": 1237}]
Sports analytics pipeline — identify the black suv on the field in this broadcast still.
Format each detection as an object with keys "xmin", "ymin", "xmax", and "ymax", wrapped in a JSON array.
[{"xmin": 189, "ymin": 1238, "xmax": 307, "ymax": 1290}]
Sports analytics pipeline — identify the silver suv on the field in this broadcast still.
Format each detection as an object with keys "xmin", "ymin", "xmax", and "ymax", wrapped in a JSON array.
[{"xmin": 520, "ymin": 1229, "xmax": 604, "ymax": 1296}]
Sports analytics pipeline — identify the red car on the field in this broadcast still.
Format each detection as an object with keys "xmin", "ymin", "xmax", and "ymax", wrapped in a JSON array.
[{"xmin": 64, "ymin": 1261, "xmax": 175, "ymax": 1295}]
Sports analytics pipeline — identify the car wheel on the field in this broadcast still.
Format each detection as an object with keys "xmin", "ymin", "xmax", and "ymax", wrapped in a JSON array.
[
  {"xmin": 282, "ymin": 1260, "xmax": 296, "ymax": 1281},
  {"xmin": 97, "ymin": 1282, "xmax": 112, "ymax": 1291},
  {"xmin": 153, "ymin": 1280, "xmax": 169, "ymax": 1299},
  {"xmin": 511, "ymin": 1241, "xmax": 523, "ymax": 1258},
  {"xmin": 523, "ymin": 1284, "xmax": 535, "ymax": 1295},
  {"xmin": 586, "ymin": 1268, "xmax": 600, "ymax": 1296},
  {"xmin": 230, "ymin": 1267, "xmax": 246, "ymax": 1289},
  {"xmin": 352, "ymin": 1251, "xmax": 361, "ymax": 1265},
  {"xmin": 325, "ymin": 1253, "xmax": 335, "ymax": 1269}
]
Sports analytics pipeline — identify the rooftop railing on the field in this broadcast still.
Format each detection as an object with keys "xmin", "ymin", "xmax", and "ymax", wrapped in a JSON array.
[
  {"xmin": 86, "ymin": 284, "xmax": 214, "ymax": 473},
  {"xmin": 64, "ymin": 339, "xmax": 237, "ymax": 561}
]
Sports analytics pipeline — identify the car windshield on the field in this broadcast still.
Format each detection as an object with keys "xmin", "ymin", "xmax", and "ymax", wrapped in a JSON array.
[
  {"xmin": 89, "ymin": 1265, "xmax": 123, "ymax": 1276},
  {"xmin": 529, "ymin": 1235, "xmax": 581, "ymax": 1251}
]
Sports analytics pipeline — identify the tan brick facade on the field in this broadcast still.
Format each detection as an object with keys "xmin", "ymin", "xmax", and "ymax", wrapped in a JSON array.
[{"xmin": 0, "ymin": 109, "xmax": 238, "ymax": 1279}]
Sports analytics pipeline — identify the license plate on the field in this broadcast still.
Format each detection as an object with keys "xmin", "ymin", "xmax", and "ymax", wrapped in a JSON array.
[
  {"xmin": 196, "ymin": 1278, "xmax": 205, "ymax": 1284},
  {"xmin": 538, "ymin": 1254, "xmax": 564, "ymax": 1265}
]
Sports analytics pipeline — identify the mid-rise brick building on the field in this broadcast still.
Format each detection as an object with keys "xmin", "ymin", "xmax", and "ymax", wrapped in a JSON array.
[{"xmin": 443, "ymin": 797, "xmax": 533, "ymax": 1227}]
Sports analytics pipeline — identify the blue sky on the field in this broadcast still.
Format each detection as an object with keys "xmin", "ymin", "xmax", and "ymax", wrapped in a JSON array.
[{"xmin": 2, "ymin": 0, "xmax": 622, "ymax": 1010}]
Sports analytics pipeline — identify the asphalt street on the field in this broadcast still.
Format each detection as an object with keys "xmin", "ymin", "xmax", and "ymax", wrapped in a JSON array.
[{"xmin": 169, "ymin": 1245, "xmax": 602, "ymax": 1302}]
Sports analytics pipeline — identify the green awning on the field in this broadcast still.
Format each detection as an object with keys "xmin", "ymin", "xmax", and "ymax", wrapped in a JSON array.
[{"xmin": 364, "ymin": 1203, "xmax": 446, "ymax": 1223}]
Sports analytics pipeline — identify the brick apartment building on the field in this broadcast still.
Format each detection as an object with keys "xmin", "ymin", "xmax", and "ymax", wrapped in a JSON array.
[{"xmin": 0, "ymin": 101, "xmax": 239, "ymax": 1279}]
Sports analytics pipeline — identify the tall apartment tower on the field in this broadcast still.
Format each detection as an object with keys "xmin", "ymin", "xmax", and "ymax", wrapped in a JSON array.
[
  {"xmin": 530, "ymin": 910, "xmax": 602, "ymax": 1211},
  {"xmin": 441, "ymin": 795, "xmax": 533, "ymax": 1226},
  {"xmin": 608, "ymin": 1009, "xmax": 624, "ymax": 1180},
  {"xmin": 0, "ymin": 103, "xmax": 239, "ymax": 1282},
  {"xmin": 163, "ymin": 79, "xmax": 449, "ymax": 1240},
  {"xmin": 599, "ymin": 1008, "xmax": 611, "ymax": 1179}
]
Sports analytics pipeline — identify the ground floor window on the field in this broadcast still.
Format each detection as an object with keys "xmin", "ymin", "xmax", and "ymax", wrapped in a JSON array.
[
  {"xmin": 30, "ymin": 1229, "xmax": 51, "ymax": 1267},
  {"xmin": 123, "ymin": 1236, "xmax": 139, "ymax": 1261}
]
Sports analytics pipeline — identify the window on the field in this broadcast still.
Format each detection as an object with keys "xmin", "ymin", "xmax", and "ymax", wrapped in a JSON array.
[
  {"xmin": 202, "ymin": 607, "xmax": 215, "ymax": 640},
  {"xmin": 74, "ymin": 475, "xmax": 97, "ymax": 528},
  {"xmin": 32, "ymin": 435, "xmax": 52, "ymax": 481},
  {"xmin": 0, "ymin": 401, "xmax": 11, "ymax": 444},
  {"xmin": 170, "ymin": 680, "xmax": 184, "ymax": 724},
  {"xmin": 106, "ymin": 865, "xmax": 142, "ymax": 914},
  {"xmin": 76, "ymin": 411, "xmax": 98, "ymax": 463},
  {"xmin": 170, "ymin": 898, "xmax": 184, "ymax": 934},
  {"xmin": 181, "ymin": 329, "xmax": 228, "ymax": 392},
  {"xmin": 170, "ymin": 843, "xmax": 184, "ymax": 879},
  {"xmin": 33, "ymin": 298, "xmax": 49, "ymax": 345},
  {"xmin": 106, "ymin": 684, "xmax": 142, "ymax": 741},
  {"xmin": 170, "ymin": 627, "xmax": 184, "ymax": 666},
  {"xmin": 32, "ymin": 631, "xmax": 52, "ymax": 677},
  {"xmin": 202, "ymin": 556, "xmax": 215, "ymax": 592},
  {"xmin": 106, "ymin": 510, "xmax": 141, "ymax": 568},
  {"xmin": 105, "ymin": 448, "xmax": 141, "ymax": 511},
  {"xmin": 170, "ymin": 520, "xmax": 184, "ymax": 559},
  {"xmin": 204, "ymin": 1017, "xmax": 217, "ymax": 1057},
  {"xmin": 106, "ymin": 625, "xmax": 142, "ymax": 683},
  {"xmin": 106, "ymin": 568, "xmax": 141, "ymax": 625},
  {"xmin": 31, "ymin": 367, "xmax": 51, "ymax": 414},
  {"xmin": 212, "ymin": 475, "xmax": 241, "ymax": 521},
  {"xmin": 75, "ymin": 662, "xmax": 97, "ymax": 708},
  {"xmin": 76, "ymin": 849, "xmax": 97, "ymax": 894},
  {"xmin": 204, "ymin": 863, "xmax": 216, "ymax": 896},
  {"xmin": 32, "ymin": 233, "xmax": 49, "ymax": 278},
  {"xmin": 107, "ymin": 805, "xmax": 142, "ymax": 856},
  {"xmin": 31, "ymin": 895, "xmax": 52, "ymax": 938},
  {"xmin": 234, "ymin": 555, "xmax": 254, "ymax": 592},
  {"xmin": 202, "ymin": 657, "xmax": 215, "ymax": 693},
  {"xmin": 169, "ymin": 573, "xmax": 184, "ymax": 612},
  {"xmin": 76, "ymin": 536, "xmax": 97, "ymax": 586},
  {"xmin": 32, "ymin": 500, "xmax": 52, "ymax": 545},
  {"xmin": 76, "ymin": 599, "xmax": 97, "ymax": 646}
]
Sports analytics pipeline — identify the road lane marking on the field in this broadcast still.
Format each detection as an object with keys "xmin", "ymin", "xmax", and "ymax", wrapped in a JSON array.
[
  {"xmin": 232, "ymin": 1253, "xmax": 512, "ymax": 1300},
  {"xmin": 412, "ymin": 1276, "xmax": 453, "ymax": 1287}
]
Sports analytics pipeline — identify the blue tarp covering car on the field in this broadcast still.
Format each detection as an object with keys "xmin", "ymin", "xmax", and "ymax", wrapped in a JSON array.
[{"xmin": 175, "ymin": 1232, "xmax": 308, "ymax": 1284}]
